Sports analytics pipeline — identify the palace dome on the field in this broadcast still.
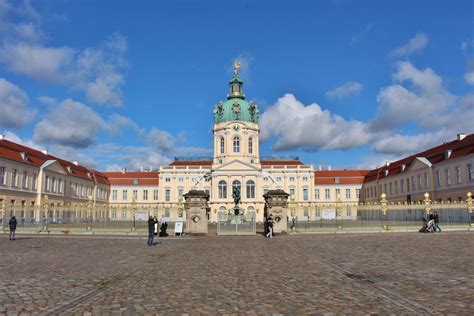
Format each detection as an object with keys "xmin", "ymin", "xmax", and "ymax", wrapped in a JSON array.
[{"xmin": 213, "ymin": 65, "xmax": 259, "ymax": 124}]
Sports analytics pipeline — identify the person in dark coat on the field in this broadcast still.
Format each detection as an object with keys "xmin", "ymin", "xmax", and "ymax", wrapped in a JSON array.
[
  {"xmin": 433, "ymin": 211, "xmax": 441, "ymax": 232},
  {"xmin": 147, "ymin": 216, "xmax": 156, "ymax": 246},
  {"xmin": 9, "ymin": 216, "xmax": 17, "ymax": 240}
]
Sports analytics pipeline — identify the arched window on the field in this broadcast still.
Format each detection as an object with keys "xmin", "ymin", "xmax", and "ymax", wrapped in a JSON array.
[
  {"xmin": 220, "ymin": 137, "xmax": 225, "ymax": 154},
  {"xmin": 246, "ymin": 180, "xmax": 255, "ymax": 199},
  {"xmin": 248, "ymin": 137, "xmax": 253, "ymax": 154},
  {"xmin": 247, "ymin": 206, "xmax": 255, "ymax": 221},
  {"xmin": 232, "ymin": 180, "xmax": 241, "ymax": 197},
  {"xmin": 218, "ymin": 180, "xmax": 227, "ymax": 199},
  {"xmin": 233, "ymin": 136, "xmax": 240, "ymax": 153}
]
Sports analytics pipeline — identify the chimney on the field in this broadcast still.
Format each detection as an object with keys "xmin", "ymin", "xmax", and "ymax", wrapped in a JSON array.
[
  {"xmin": 445, "ymin": 150, "xmax": 452, "ymax": 160},
  {"xmin": 328, "ymin": 165, "xmax": 331, "ymax": 171},
  {"xmin": 121, "ymin": 168, "xmax": 126, "ymax": 174},
  {"xmin": 41, "ymin": 149, "xmax": 48, "ymax": 155},
  {"xmin": 457, "ymin": 133, "xmax": 466, "ymax": 141},
  {"xmin": 0, "ymin": 134, "xmax": 5, "ymax": 140},
  {"xmin": 140, "ymin": 166, "xmax": 144, "ymax": 172},
  {"xmin": 385, "ymin": 162, "xmax": 390, "ymax": 167},
  {"xmin": 73, "ymin": 161, "xmax": 79, "ymax": 166},
  {"xmin": 149, "ymin": 166, "xmax": 152, "ymax": 172},
  {"xmin": 318, "ymin": 165, "xmax": 322, "ymax": 171}
]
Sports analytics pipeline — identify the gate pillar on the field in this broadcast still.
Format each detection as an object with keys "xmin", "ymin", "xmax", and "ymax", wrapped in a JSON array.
[
  {"xmin": 184, "ymin": 190, "xmax": 210, "ymax": 235},
  {"xmin": 263, "ymin": 190, "xmax": 290, "ymax": 234}
]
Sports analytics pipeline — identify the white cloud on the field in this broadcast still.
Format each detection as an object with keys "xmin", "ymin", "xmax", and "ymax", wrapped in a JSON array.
[
  {"xmin": 33, "ymin": 99, "xmax": 105, "ymax": 148},
  {"xmin": 325, "ymin": 81, "xmax": 363, "ymax": 99},
  {"xmin": 260, "ymin": 93, "xmax": 376, "ymax": 151},
  {"xmin": 36, "ymin": 95, "xmax": 56, "ymax": 106},
  {"xmin": 0, "ymin": 1, "xmax": 127, "ymax": 106},
  {"xmin": 143, "ymin": 128, "xmax": 175, "ymax": 151},
  {"xmin": 372, "ymin": 131, "xmax": 451, "ymax": 155},
  {"xmin": 371, "ymin": 61, "xmax": 455, "ymax": 130},
  {"xmin": 0, "ymin": 78, "xmax": 36, "ymax": 128},
  {"xmin": 390, "ymin": 33, "xmax": 429, "ymax": 58},
  {"xmin": 105, "ymin": 113, "xmax": 139, "ymax": 136},
  {"xmin": 464, "ymin": 59, "xmax": 474, "ymax": 85}
]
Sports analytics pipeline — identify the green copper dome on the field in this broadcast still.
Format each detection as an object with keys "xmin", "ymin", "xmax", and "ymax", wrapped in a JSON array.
[{"xmin": 213, "ymin": 67, "xmax": 259, "ymax": 124}]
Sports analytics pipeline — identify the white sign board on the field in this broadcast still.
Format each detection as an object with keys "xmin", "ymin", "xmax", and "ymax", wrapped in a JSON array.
[
  {"xmin": 322, "ymin": 209, "xmax": 336, "ymax": 220},
  {"xmin": 174, "ymin": 222, "xmax": 184, "ymax": 236},
  {"xmin": 135, "ymin": 212, "xmax": 149, "ymax": 221}
]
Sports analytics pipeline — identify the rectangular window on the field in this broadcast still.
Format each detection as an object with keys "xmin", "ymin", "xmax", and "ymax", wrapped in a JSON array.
[
  {"xmin": 411, "ymin": 176, "xmax": 415, "ymax": 191},
  {"xmin": 406, "ymin": 179, "xmax": 410, "ymax": 192},
  {"xmin": 303, "ymin": 188, "xmax": 308, "ymax": 201},
  {"xmin": 52, "ymin": 177, "xmax": 57, "ymax": 193},
  {"xmin": 436, "ymin": 171, "xmax": 441, "ymax": 187},
  {"xmin": 315, "ymin": 189, "xmax": 320, "ymax": 200},
  {"xmin": 389, "ymin": 183, "xmax": 393, "ymax": 195},
  {"xmin": 133, "ymin": 190, "xmax": 138, "ymax": 200},
  {"xmin": 0, "ymin": 166, "xmax": 6, "ymax": 185},
  {"xmin": 384, "ymin": 183, "xmax": 387, "ymax": 194},
  {"xmin": 143, "ymin": 190, "xmax": 148, "ymax": 201},
  {"xmin": 335, "ymin": 188, "xmax": 341, "ymax": 198},
  {"xmin": 417, "ymin": 175, "xmax": 422, "ymax": 190},
  {"xmin": 32, "ymin": 174, "xmax": 37, "ymax": 190},
  {"xmin": 394, "ymin": 181, "xmax": 398, "ymax": 195},
  {"xmin": 303, "ymin": 208, "xmax": 309, "ymax": 217},
  {"xmin": 178, "ymin": 188, "xmax": 184, "ymax": 198},
  {"xmin": 302, "ymin": 177, "xmax": 308, "ymax": 181},
  {"xmin": 122, "ymin": 190, "xmax": 128, "ymax": 201},
  {"xmin": 178, "ymin": 177, "xmax": 184, "ymax": 182},
  {"xmin": 58, "ymin": 179, "xmax": 63, "ymax": 193},
  {"xmin": 424, "ymin": 173, "xmax": 429, "ymax": 188},
  {"xmin": 111, "ymin": 209, "xmax": 117, "ymax": 219},
  {"xmin": 289, "ymin": 188, "xmax": 295, "ymax": 197},
  {"xmin": 346, "ymin": 209, "xmax": 351, "ymax": 217},
  {"xmin": 12, "ymin": 169, "xmax": 18, "ymax": 187},
  {"xmin": 356, "ymin": 189, "xmax": 360, "ymax": 199},
  {"xmin": 325, "ymin": 189, "xmax": 330, "ymax": 200},
  {"xmin": 468, "ymin": 163, "xmax": 473, "ymax": 182},
  {"xmin": 276, "ymin": 177, "xmax": 282, "ymax": 182},
  {"xmin": 23, "ymin": 171, "xmax": 28, "ymax": 189},
  {"xmin": 346, "ymin": 189, "xmax": 351, "ymax": 199},
  {"xmin": 165, "ymin": 189, "xmax": 171, "ymax": 202},
  {"xmin": 45, "ymin": 176, "xmax": 50, "ymax": 191},
  {"xmin": 165, "ymin": 208, "xmax": 170, "ymax": 218},
  {"xmin": 316, "ymin": 209, "xmax": 321, "ymax": 217},
  {"xmin": 456, "ymin": 166, "xmax": 462, "ymax": 184},
  {"xmin": 400, "ymin": 179, "xmax": 404, "ymax": 193},
  {"xmin": 165, "ymin": 178, "xmax": 171, "ymax": 182},
  {"xmin": 153, "ymin": 190, "xmax": 158, "ymax": 200},
  {"xmin": 289, "ymin": 177, "xmax": 295, "ymax": 182},
  {"xmin": 445, "ymin": 168, "xmax": 451, "ymax": 186},
  {"xmin": 122, "ymin": 210, "xmax": 127, "ymax": 219},
  {"xmin": 112, "ymin": 190, "xmax": 117, "ymax": 201}
]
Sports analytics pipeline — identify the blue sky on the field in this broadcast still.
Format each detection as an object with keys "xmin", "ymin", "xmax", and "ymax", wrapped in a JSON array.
[{"xmin": 0, "ymin": 0, "xmax": 473, "ymax": 171}]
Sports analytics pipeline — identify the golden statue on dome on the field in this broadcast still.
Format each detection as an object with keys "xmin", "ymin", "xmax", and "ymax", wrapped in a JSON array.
[{"xmin": 233, "ymin": 61, "xmax": 240, "ymax": 75}]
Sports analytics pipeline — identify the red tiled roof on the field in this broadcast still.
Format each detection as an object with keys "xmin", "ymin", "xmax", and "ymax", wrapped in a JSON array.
[
  {"xmin": 102, "ymin": 172, "xmax": 160, "ymax": 186},
  {"xmin": 315, "ymin": 178, "xmax": 365, "ymax": 185},
  {"xmin": 364, "ymin": 134, "xmax": 474, "ymax": 182},
  {"xmin": 0, "ymin": 139, "xmax": 107, "ymax": 183},
  {"xmin": 103, "ymin": 172, "xmax": 160, "ymax": 178},
  {"xmin": 315, "ymin": 170, "xmax": 370, "ymax": 177}
]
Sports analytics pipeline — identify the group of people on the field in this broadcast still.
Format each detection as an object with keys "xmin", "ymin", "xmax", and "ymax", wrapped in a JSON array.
[
  {"xmin": 264, "ymin": 214, "xmax": 274, "ymax": 238},
  {"xmin": 420, "ymin": 210, "xmax": 442, "ymax": 233},
  {"xmin": 147, "ymin": 215, "xmax": 168, "ymax": 246}
]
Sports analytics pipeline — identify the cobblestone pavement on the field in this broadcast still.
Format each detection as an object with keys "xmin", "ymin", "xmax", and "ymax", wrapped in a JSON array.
[{"xmin": 0, "ymin": 232, "xmax": 473, "ymax": 314}]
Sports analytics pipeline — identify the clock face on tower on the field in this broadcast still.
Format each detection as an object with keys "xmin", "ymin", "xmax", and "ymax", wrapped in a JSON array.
[{"xmin": 233, "ymin": 125, "xmax": 240, "ymax": 131}]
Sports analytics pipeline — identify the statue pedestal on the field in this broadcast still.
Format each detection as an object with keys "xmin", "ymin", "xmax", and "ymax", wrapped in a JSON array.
[
  {"xmin": 184, "ymin": 190, "xmax": 210, "ymax": 235},
  {"xmin": 263, "ymin": 190, "xmax": 290, "ymax": 234}
]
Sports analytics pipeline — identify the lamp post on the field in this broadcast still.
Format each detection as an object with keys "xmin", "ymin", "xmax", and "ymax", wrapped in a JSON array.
[
  {"xmin": 380, "ymin": 193, "xmax": 389, "ymax": 232},
  {"xmin": 0, "ymin": 195, "xmax": 6, "ymax": 232},
  {"xmin": 42, "ymin": 195, "xmax": 49, "ymax": 232},
  {"xmin": 177, "ymin": 196, "xmax": 184, "ymax": 218},
  {"xmin": 467, "ymin": 192, "xmax": 473, "ymax": 228},
  {"xmin": 336, "ymin": 194, "xmax": 342, "ymax": 230},
  {"xmin": 290, "ymin": 195, "xmax": 297, "ymax": 232},
  {"xmin": 131, "ymin": 196, "xmax": 137, "ymax": 231},
  {"xmin": 86, "ymin": 196, "xmax": 93, "ymax": 231},
  {"xmin": 423, "ymin": 192, "xmax": 432, "ymax": 217}
]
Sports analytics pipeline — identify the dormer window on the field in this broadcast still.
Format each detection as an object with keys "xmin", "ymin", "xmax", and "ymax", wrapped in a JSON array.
[
  {"xmin": 384, "ymin": 170, "xmax": 389, "ymax": 176},
  {"xmin": 67, "ymin": 166, "xmax": 72, "ymax": 173},
  {"xmin": 133, "ymin": 179, "xmax": 139, "ymax": 185},
  {"xmin": 20, "ymin": 152, "xmax": 28, "ymax": 161}
]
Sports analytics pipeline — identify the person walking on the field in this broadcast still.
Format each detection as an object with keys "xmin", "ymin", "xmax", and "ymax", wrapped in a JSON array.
[
  {"xmin": 9, "ymin": 216, "xmax": 17, "ymax": 240},
  {"xmin": 147, "ymin": 216, "xmax": 156, "ymax": 246},
  {"xmin": 266, "ymin": 214, "xmax": 274, "ymax": 238},
  {"xmin": 433, "ymin": 211, "xmax": 441, "ymax": 232}
]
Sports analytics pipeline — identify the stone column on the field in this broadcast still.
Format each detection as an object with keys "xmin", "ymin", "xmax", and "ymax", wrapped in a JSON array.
[
  {"xmin": 263, "ymin": 190, "xmax": 290, "ymax": 234},
  {"xmin": 184, "ymin": 190, "xmax": 210, "ymax": 235}
]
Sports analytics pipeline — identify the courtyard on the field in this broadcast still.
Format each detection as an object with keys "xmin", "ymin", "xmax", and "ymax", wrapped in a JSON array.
[{"xmin": 0, "ymin": 231, "xmax": 473, "ymax": 314}]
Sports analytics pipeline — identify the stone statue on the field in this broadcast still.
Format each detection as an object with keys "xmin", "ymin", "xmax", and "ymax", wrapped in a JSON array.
[{"xmin": 232, "ymin": 186, "xmax": 241, "ymax": 206}]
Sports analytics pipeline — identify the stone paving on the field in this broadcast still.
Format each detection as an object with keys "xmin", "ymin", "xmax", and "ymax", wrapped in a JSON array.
[{"xmin": 0, "ymin": 231, "xmax": 473, "ymax": 314}]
